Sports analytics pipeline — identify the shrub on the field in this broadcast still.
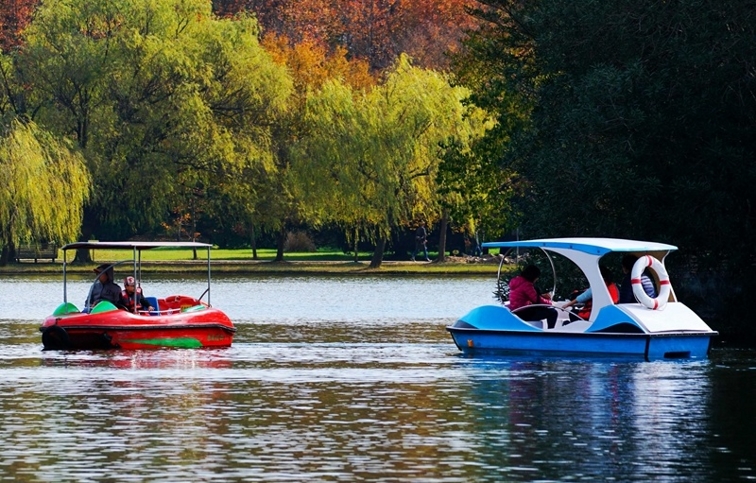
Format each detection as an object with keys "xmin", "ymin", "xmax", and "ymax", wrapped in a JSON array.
[{"xmin": 284, "ymin": 231, "xmax": 317, "ymax": 252}]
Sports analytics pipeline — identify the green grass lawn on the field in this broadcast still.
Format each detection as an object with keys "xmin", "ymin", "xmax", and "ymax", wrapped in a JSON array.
[{"xmin": 6, "ymin": 247, "xmax": 506, "ymax": 276}]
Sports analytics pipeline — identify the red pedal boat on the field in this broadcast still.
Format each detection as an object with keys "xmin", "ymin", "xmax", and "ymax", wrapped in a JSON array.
[{"xmin": 40, "ymin": 241, "xmax": 236, "ymax": 350}]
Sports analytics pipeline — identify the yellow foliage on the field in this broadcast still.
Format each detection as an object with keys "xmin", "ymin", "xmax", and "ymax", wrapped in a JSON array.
[
  {"xmin": 0, "ymin": 119, "xmax": 91, "ymax": 248},
  {"xmin": 262, "ymin": 33, "xmax": 376, "ymax": 94}
]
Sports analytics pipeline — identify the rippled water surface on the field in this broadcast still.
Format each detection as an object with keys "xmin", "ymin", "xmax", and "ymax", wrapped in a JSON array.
[{"xmin": 1, "ymin": 274, "xmax": 755, "ymax": 482}]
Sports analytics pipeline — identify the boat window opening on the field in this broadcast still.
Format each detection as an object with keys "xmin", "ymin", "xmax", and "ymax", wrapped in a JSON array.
[
  {"xmin": 548, "ymin": 255, "xmax": 588, "ymax": 302},
  {"xmin": 591, "ymin": 323, "xmax": 645, "ymax": 334},
  {"xmin": 494, "ymin": 250, "xmax": 587, "ymax": 303},
  {"xmin": 599, "ymin": 253, "xmax": 626, "ymax": 285}
]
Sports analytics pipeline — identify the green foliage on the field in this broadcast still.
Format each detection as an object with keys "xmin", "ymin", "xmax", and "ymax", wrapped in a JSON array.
[
  {"xmin": 16, "ymin": 0, "xmax": 292, "ymax": 239},
  {"xmin": 292, "ymin": 55, "xmax": 488, "ymax": 259},
  {"xmin": 458, "ymin": 0, "xmax": 756, "ymax": 326},
  {"xmin": 0, "ymin": 119, "xmax": 91, "ymax": 250}
]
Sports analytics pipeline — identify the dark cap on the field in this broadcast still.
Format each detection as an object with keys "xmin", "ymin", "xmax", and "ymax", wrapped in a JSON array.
[{"xmin": 93, "ymin": 263, "xmax": 111, "ymax": 274}]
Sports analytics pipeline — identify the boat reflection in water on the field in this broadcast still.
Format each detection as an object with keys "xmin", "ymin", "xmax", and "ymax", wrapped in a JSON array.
[{"xmin": 456, "ymin": 355, "xmax": 712, "ymax": 480}]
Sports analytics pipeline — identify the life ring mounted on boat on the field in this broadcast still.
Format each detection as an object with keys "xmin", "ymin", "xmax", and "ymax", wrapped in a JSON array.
[{"xmin": 631, "ymin": 255, "xmax": 671, "ymax": 310}]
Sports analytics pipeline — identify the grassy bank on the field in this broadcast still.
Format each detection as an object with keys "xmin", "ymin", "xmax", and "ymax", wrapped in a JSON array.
[{"xmin": 2, "ymin": 247, "xmax": 507, "ymax": 276}]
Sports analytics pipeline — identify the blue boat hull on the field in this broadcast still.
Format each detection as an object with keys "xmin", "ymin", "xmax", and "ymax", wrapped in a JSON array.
[{"xmin": 446, "ymin": 327, "xmax": 713, "ymax": 361}]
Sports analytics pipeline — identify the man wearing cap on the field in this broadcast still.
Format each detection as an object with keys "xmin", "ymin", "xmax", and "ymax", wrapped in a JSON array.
[{"xmin": 87, "ymin": 263, "xmax": 122, "ymax": 308}]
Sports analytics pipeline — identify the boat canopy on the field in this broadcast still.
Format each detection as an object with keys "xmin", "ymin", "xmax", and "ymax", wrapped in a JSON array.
[
  {"xmin": 62, "ymin": 241, "xmax": 212, "ymax": 251},
  {"xmin": 61, "ymin": 241, "xmax": 216, "ymax": 307},
  {"xmin": 481, "ymin": 237, "xmax": 677, "ymax": 256}
]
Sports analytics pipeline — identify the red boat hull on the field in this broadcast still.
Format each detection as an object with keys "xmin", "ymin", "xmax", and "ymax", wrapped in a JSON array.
[{"xmin": 40, "ymin": 296, "xmax": 236, "ymax": 350}]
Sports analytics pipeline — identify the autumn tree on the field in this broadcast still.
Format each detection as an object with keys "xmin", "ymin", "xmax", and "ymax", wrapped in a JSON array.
[
  {"xmin": 254, "ymin": 35, "xmax": 374, "ymax": 261},
  {"xmin": 214, "ymin": 0, "xmax": 478, "ymax": 71},
  {"xmin": 0, "ymin": 0, "xmax": 37, "ymax": 53}
]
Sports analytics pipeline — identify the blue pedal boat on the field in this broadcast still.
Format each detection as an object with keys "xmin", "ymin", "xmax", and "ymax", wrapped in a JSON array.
[{"xmin": 447, "ymin": 237, "xmax": 717, "ymax": 361}]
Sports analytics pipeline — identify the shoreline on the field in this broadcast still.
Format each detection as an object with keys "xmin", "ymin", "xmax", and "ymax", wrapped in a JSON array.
[{"xmin": 0, "ymin": 259, "xmax": 505, "ymax": 276}]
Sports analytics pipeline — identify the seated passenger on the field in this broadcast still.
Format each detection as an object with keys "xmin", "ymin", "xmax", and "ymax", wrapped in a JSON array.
[
  {"xmin": 563, "ymin": 265, "xmax": 619, "ymax": 321},
  {"xmin": 87, "ymin": 264, "xmax": 122, "ymax": 308},
  {"xmin": 619, "ymin": 255, "xmax": 657, "ymax": 303},
  {"xmin": 120, "ymin": 276, "xmax": 155, "ymax": 313},
  {"xmin": 509, "ymin": 265, "xmax": 558, "ymax": 329}
]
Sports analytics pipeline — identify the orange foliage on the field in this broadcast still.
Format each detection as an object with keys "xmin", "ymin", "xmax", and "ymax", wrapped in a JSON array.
[
  {"xmin": 0, "ymin": 0, "xmax": 38, "ymax": 52},
  {"xmin": 212, "ymin": 0, "xmax": 479, "ymax": 71},
  {"xmin": 262, "ymin": 34, "xmax": 376, "ymax": 93}
]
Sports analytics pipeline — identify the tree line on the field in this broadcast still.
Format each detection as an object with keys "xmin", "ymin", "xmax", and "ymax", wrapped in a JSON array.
[{"xmin": 0, "ymin": 0, "xmax": 506, "ymax": 269}]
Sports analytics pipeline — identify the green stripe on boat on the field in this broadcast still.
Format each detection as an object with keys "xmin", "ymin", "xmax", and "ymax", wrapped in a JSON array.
[{"xmin": 125, "ymin": 338, "xmax": 203, "ymax": 348}]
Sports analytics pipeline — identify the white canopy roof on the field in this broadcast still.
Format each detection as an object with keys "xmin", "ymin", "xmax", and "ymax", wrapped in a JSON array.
[
  {"xmin": 62, "ymin": 241, "xmax": 212, "ymax": 251},
  {"xmin": 481, "ymin": 237, "xmax": 677, "ymax": 256}
]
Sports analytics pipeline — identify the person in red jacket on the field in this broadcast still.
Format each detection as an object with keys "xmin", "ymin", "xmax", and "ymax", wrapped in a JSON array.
[
  {"xmin": 562, "ymin": 265, "xmax": 619, "ymax": 321},
  {"xmin": 120, "ymin": 276, "xmax": 155, "ymax": 313},
  {"xmin": 508, "ymin": 264, "xmax": 558, "ymax": 329}
]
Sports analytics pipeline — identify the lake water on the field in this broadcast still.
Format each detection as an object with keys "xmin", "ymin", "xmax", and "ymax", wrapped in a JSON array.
[{"xmin": 1, "ymin": 274, "xmax": 755, "ymax": 482}]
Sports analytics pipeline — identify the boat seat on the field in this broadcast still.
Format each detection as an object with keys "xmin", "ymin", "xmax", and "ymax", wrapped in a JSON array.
[{"xmin": 144, "ymin": 296, "xmax": 159, "ymax": 316}]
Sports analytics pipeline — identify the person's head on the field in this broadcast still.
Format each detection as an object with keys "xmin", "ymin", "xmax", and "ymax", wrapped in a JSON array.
[
  {"xmin": 621, "ymin": 255, "xmax": 638, "ymax": 273},
  {"xmin": 520, "ymin": 264, "xmax": 541, "ymax": 282},
  {"xmin": 123, "ymin": 276, "xmax": 136, "ymax": 293},
  {"xmin": 93, "ymin": 264, "xmax": 112, "ymax": 282},
  {"xmin": 599, "ymin": 264, "xmax": 613, "ymax": 284}
]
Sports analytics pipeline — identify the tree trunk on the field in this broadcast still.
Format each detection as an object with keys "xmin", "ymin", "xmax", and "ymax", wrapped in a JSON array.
[
  {"xmin": 0, "ymin": 244, "xmax": 9, "ymax": 266},
  {"xmin": 73, "ymin": 229, "xmax": 93, "ymax": 264},
  {"xmin": 191, "ymin": 196, "xmax": 198, "ymax": 260},
  {"xmin": 437, "ymin": 210, "xmax": 449, "ymax": 262},
  {"xmin": 369, "ymin": 238, "xmax": 386, "ymax": 269},
  {"xmin": 250, "ymin": 221, "xmax": 258, "ymax": 260},
  {"xmin": 75, "ymin": 247, "xmax": 92, "ymax": 264},
  {"xmin": 275, "ymin": 226, "xmax": 286, "ymax": 262},
  {"xmin": 353, "ymin": 227, "xmax": 359, "ymax": 263}
]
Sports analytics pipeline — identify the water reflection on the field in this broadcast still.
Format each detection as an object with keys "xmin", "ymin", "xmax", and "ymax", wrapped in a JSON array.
[
  {"xmin": 449, "ymin": 358, "xmax": 719, "ymax": 481},
  {"xmin": 0, "ymin": 277, "xmax": 755, "ymax": 481}
]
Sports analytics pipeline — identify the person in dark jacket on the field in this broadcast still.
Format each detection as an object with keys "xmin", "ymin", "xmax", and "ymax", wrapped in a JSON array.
[
  {"xmin": 87, "ymin": 264, "xmax": 122, "ymax": 308},
  {"xmin": 619, "ymin": 255, "xmax": 657, "ymax": 303},
  {"xmin": 120, "ymin": 276, "xmax": 155, "ymax": 313},
  {"xmin": 411, "ymin": 221, "xmax": 430, "ymax": 262}
]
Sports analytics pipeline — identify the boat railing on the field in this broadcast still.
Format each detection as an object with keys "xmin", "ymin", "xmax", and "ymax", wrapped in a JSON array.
[
  {"xmin": 510, "ymin": 303, "xmax": 583, "ymax": 329},
  {"xmin": 138, "ymin": 308, "xmax": 182, "ymax": 316}
]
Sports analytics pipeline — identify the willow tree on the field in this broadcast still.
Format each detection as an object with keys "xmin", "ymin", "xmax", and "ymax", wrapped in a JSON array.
[
  {"xmin": 258, "ymin": 37, "xmax": 374, "ymax": 261},
  {"xmin": 293, "ymin": 55, "xmax": 484, "ymax": 267},
  {"xmin": 291, "ymin": 79, "xmax": 383, "ymax": 261},
  {"xmin": 88, "ymin": 6, "xmax": 292, "ymax": 244},
  {"xmin": 0, "ymin": 119, "xmax": 90, "ymax": 264},
  {"xmin": 16, "ymin": 0, "xmax": 292, "ymax": 250}
]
